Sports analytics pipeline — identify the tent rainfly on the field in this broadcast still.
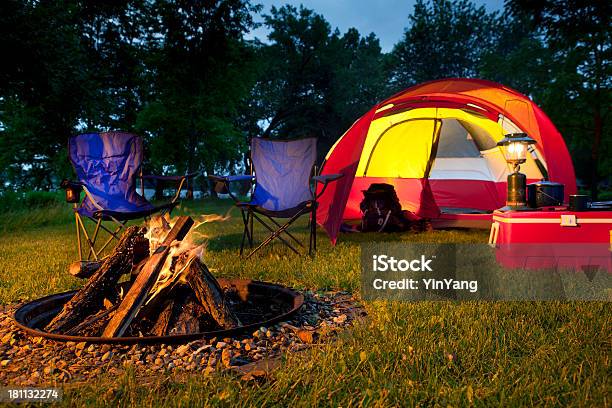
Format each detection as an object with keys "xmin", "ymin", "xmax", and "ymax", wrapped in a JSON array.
[{"xmin": 316, "ymin": 78, "xmax": 576, "ymax": 243}]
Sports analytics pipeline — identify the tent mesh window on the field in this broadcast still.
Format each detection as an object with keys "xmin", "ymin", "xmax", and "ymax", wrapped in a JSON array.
[{"xmin": 435, "ymin": 119, "xmax": 494, "ymax": 158}]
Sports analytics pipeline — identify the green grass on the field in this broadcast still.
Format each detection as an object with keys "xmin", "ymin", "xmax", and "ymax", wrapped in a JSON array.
[{"xmin": 0, "ymin": 199, "xmax": 609, "ymax": 407}]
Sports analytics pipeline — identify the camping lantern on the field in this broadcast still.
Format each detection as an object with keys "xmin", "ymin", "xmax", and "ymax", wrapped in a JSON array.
[
  {"xmin": 497, "ymin": 133, "xmax": 537, "ymax": 210},
  {"xmin": 60, "ymin": 179, "xmax": 82, "ymax": 203}
]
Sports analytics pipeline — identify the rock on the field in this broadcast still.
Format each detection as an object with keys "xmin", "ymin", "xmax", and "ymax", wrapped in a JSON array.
[
  {"xmin": 101, "ymin": 351, "xmax": 113, "ymax": 362},
  {"xmin": 333, "ymin": 314, "xmax": 347, "ymax": 324},
  {"xmin": 215, "ymin": 342, "xmax": 227, "ymax": 349},
  {"xmin": 221, "ymin": 349, "xmax": 232, "ymax": 368},
  {"xmin": 240, "ymin": 369, "xmax": 267, "ymax": 382},
  {"xmin": 193, "ymin": 344, "xmax": 213, "ymax": 355},
  {"xmin": 280, "ymin": 322, "xmax": 299, "ymax": 332},
  {"xmin": 297, "ymin": 330, "xmax": 318, "ymax": 344},
  {"xmin": 176, "ymin": 344, "xmax": 190, "ymax": 355},
  {"xmin": 230, "ymin": 356, "xmax": 249, "ymax": 367},
  {"xmin": 75, "ymin": 342, "xmax": 86, "ymax": 350}
]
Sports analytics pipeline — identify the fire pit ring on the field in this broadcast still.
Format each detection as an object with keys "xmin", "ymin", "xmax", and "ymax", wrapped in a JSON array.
[{"xmin": 13, "ymin": 279, "xmax": 304, "ymax": 344}]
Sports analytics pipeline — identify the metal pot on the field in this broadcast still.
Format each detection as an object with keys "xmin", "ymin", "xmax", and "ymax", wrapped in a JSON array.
[
  {"xmin": 569, "ymin": 195, "xmax": 591, "ymax": 211},
  {"xmin": 527, "ymin": 181, "xmax": 564, "ymax": 208}
]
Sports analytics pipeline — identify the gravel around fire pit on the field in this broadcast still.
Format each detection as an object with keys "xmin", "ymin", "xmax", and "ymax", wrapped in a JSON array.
[{"xmin": 0, "ymin": 291, "xmax": 365, "ymax": 385}]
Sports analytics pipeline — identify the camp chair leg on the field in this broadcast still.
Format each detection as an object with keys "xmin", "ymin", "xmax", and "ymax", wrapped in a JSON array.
[
  {"xmin": 309, "ymin": 204, "xmax": 317, "ymax": 256},
  {"xmin": 95, "ymin": 220, "xmax": 123, "ymax": 242},
  {"xmin": 74, "ymin": 216, "xmax": 126, "ymax": 261},
  {"xmin": 94, "ymin": 222, "xmax": 125, "ymax": 258},
  {"xmin": 87, "ymin": 218, "xmax": 102, "ymax": 260},
  {"xmin": 76, "ymin": 215, "xmax": 98, "ymax": 262},
  {"xmin": 239, "ymin": 209, "xmax": 249, "ymax": 255},
  {"xmin": 246, "ymin": 211, "xmax": 304, "ymax": 259},
  {"xmin": 265, "ymin": 215, "xmax": 304, "ymax": 248},
  {"xmin": 251, "ymin": 212, "xmax": 302, "ymax": 251},
  {"xmin": 75, "ymin": 212, "xmax": 82, "ymax": 261},
  {"xmin": 248, "ymin": 211, "xmax": 254, "ymax": 248},
  {"xmin": 240, "ymin": 209, "xmax": 255, "ymax": 255},
  {"xmin": 93, "ymin": 217, "xmax": 126, "ymax": 258}
]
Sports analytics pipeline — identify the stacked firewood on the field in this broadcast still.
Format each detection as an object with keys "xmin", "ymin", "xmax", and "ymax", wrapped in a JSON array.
[{"xmin": 46, "ymin": 216, "xmax": 240, "ymax": 337}]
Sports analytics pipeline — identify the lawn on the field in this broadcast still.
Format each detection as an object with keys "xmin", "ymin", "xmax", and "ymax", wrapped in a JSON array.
[{"xmin": 0, "ymin": 198, "xmax": 609, "ymax": 407}]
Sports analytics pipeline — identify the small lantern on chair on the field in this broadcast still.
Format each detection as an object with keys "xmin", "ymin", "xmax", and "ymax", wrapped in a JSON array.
[
  {"xmin": 497, "ymin": 133, "xmax": 537, "ymax": 210},
  {"xmin": 60, "ymin": 179, "xmax": 82, "ymax": 203}
]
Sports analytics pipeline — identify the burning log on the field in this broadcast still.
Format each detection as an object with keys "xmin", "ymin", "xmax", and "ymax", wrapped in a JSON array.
[
  {"xmin": 48, "ymin": 213, "xmax": 243, "ymax": 338},
  {"xmin": 139, "ymin": 251, "xmax": 241, "ymax": 331},
  {"xmin": 68, "ymin": 260, "xmax": 101, "ymax": 279},
  {"xmin": 46, "ymin": 226, "xmax": 147, "ymax": 333},
  {"xmin": 149, "ymin": 288, "xmax": 211, "ymax": 336},
  {"xmin": 65, "ymin": 306, "xmax": 117, "ymax": 337},
  {"xmin": 184, "ymin": 259, "xmax": 241, "ymax": 328},
  {"xmin": 150, "ymin": 299, "xmax": 176, "ymax": 336},
  {"xmin": 102, "ymin": 216, "xmax": 194, "ymax": 337},
  {"xmin": 172, "ymin": 295, "xmax": 206, "ymax": 335}
]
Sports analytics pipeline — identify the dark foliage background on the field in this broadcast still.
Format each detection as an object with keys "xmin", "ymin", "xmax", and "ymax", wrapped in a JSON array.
[{"xmin": 0, "ymin": 0, "xmax": 610, "ymax": 197}]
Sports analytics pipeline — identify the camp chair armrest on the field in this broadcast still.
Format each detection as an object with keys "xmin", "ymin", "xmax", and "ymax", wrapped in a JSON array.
[
  {"xmin": 140, "ymin": 173, "xmax": 199, "ymax": 203},
  {"xmin": 208, "ymin": 175, "xmax": 255, "ymax": 183},
  {"xmin": 313, "ymin": 173, "xmax": 343, "ymax": 199},
  {"xmin": 141, "ymin": 173, "xmax": 199, "ymax": 181},
  {"xmin": 208, "ymin": 175, "xmax": 254, "ymax": 202}
]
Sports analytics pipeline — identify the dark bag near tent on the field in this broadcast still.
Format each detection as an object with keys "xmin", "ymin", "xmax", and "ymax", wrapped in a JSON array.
[{"xmin": 359, "ymin": 184, "xmax": 409, "ymax": 232}]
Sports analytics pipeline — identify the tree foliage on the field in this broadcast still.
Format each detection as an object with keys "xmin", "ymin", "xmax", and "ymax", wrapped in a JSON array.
[
  {"xmin": 245, "ymin": 5, "xmax": 386, "ymax": 155},
  {"xmin": 389, "ymin": 0, "xmax": 499, "ymax": 90},
  {"xmin": 0, "ymin": 0, "xmax": 609, "ymax": 196}
]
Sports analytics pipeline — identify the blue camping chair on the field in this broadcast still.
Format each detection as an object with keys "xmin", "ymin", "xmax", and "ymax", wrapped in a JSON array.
[
  {"xmin": 210, "ymin": 138, "xmax": 341, "ymax": 258},
  {"xmin": 62, "ymin": 132, "xmax": 198, "ymax": 262}
]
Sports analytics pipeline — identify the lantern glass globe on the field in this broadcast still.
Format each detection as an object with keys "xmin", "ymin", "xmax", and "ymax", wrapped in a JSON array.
[{"xmin": 497, "ymin": 133, "xmax": 536, "ymax": 167}]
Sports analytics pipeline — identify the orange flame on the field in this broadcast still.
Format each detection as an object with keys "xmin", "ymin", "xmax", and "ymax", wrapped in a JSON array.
[{"xmin": 143, "ymin": 210, "xmax": 230, "ymax": 304}]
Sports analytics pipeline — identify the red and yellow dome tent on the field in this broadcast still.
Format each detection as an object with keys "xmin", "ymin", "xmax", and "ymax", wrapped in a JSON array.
[{"xmin": 316, "ymin": 78, "xmax": 576, "ymax": 243}]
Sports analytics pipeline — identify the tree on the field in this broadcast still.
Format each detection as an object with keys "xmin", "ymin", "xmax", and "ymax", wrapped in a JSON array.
[
  {"xmin": 506, "ymin": 0, "xmax": 612, "ymax": 198},
  {"xmin": 135, "ymin": 0, "xmax": 260, "ymax": 198},
  {"xmin": 0, "ymin": 0, "xmax": 149, "ymax": 190},
  {"xmin": 0, "ymin": 1, "xmax": 91, "ymax": 189},
  {"xmin": 244, "ymin": 5, "xmax": 386, "ymax": 157},
  {"xmin": 389, "ymin": 0, "xmax": 499, "ymax": 91}
]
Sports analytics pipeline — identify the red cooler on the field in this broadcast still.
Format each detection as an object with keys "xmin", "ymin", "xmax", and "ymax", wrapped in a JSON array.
[{"xmin": 489, "ymin": 209, "xmax": 612, "ymax": 271}]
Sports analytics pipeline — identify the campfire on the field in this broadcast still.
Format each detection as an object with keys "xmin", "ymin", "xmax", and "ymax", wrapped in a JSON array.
[{"xmin": 46, "ymin": 215, "xmax": 244, "ymax": 338}]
